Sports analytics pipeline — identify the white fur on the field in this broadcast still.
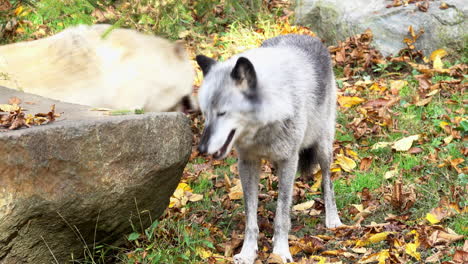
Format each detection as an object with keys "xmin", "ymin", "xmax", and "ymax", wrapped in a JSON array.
[{"xmin": 0, "ymin": 24, "xmax": 194, "ymax": 112}]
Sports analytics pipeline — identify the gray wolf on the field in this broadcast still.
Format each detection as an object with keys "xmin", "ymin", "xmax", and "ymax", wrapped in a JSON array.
[
  {"xmin": 0, "ymin": 24, "xmax": 195, "ymax": 112},
  {"xmin": 196, "ymin": 34, "xmax": 342, "ymax": 263}
]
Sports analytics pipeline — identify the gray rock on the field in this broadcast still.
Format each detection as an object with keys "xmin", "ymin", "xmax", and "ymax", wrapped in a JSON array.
[
  {"xmin": 0, "ymin": 87, "xmax": 192, "ymax": 263},
  {"xmin": 295, "ymin": 0, "xmax": 467, "ymax": 57}
]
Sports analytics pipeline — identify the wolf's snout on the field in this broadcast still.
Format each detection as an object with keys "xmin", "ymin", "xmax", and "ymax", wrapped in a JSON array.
[{"xmin": 198, "ymin": 125, "xmax": 212, "ymax": 154}]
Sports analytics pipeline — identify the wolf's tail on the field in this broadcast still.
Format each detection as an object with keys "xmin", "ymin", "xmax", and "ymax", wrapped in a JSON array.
[{"xmin": 298, "ymin": 144, "xmax": 317, "ymax": 176}]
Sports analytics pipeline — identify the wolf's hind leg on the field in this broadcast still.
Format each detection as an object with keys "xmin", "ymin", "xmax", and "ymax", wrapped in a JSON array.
[
  {"xmin": 317, "ymin": 141, "xmax": 342, "ymax": 228},
  {"xmin": 234, "ymin": 158, "xmax": 261, "ymax": 264},
  {"xmin": 272, "ymin": 156, "xmax": 298, "ymax": 263}
]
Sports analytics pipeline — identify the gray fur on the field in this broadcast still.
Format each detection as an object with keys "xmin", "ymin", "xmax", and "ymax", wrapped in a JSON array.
[{"xmin": 196, "ymin": 34, "xmax": 342, "ymax": 264}]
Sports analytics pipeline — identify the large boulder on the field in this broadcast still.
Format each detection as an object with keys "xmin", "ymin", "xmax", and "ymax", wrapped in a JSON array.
[
  {"xmin": 295, "ymin": 0, "xmax": 467, "ymax": 56},
  {"xmin": 0, "ymin": 87, "xmax": 192, "ymax": 263}
]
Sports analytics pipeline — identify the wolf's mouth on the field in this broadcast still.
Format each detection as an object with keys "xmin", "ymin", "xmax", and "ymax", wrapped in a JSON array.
[{"xmin": 213, "ymin": 129, "xmax": 236, "ymax": 159}]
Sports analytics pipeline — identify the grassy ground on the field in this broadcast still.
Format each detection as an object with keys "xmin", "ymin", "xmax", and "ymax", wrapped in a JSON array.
[{"xmin": 1, "ymin": 1, "xmax": 466, "ymax": 263}]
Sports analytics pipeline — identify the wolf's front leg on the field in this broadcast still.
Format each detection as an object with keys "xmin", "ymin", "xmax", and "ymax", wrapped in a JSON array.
[
  {"xmin": 234, "ymin": 158, "xmax": 260, "ymax": 264},
  {"xmin": 272, "ymin": 156, "xmax": 298, "ymax": 263}
]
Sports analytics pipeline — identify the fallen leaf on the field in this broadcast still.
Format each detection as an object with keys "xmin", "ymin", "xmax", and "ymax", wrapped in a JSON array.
[
  {"xmin": 0, "ymin": 104, "xmax": 20, "ymax": 112},
  {"xmin": 415, "ymin": 96, "xmax": 432, "ymax": 106},
  {"xmin": 392, "ymin": 135, "xmax": 420, "ymax": 152},
  {"xmin": 389, "ymin": 80, "xmax": 407, "ymax": 92},
  {"xmin": 267, "ymin": 253, "xmax": 284, "ymax": 264},
  {"xmin": 228, "ymin": 180, "xmax": 243, "ymax": 200},
  {"xmin": 188, "ymin": 193, "xmax": 203, "ymax": 202},
  {"xmin": 338, "ymin": 96, "xmax": 365, "ymax": 108},
  {"xmin": 453, "ymin": 250, "xmax": 468, "ymax": 263},
  {"xmin": 293, "ymin": 200, "xmax": 315, "ymax": 211},
  {"xmin": 335, "ymin": 154, "xmax": 357, "ymax": 172},
  {"xmin": 372, "ymin": 141, "xmax": 391, "ymax": 150},
  {"xmin": 359, "ymin": 157, "xmax": 372, "ymax": 171},
  {"xmin": 405, "ymin": 230, "xmax": 421, "ymax": 260},
  {"xmin": 384, "ymin": 169, "xmax": 398, "ymax": 179},
  {"xmin": 8, "ymin": 97, "xmax": 21, "ymax": 105},
  {"xmin": 430, "ymin": 49, "xmax": 448, "ymax": 61},
  {"xmin": 356, "ymin": 232, "xmax": 390, "ymax": 247},
  {"xmin": 358, "ymin": 249, "xmax": 389, "ymax": 264}
]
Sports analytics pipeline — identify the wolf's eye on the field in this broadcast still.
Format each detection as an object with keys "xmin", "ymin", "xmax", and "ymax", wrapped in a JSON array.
[{"xmin": 217, "ymin": 112, "xmax": 226, "ymax": 117}]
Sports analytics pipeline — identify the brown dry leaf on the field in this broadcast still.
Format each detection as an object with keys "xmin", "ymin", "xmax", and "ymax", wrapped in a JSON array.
[
  {"xmin": 8, "ymin": 97, "xmax": 21, "ymax": 105},
  {"xmin": 359, "ymin": 157, "xmax": 372, "ymax": 171},
  {"xmin": 415, "ymin": 96, "xmax": 432, "ymax": 106},
  {"xmin": 267, "ymin": 253, "xmax": 284, "ymax": 264},
  {"xmin": 453, "ymin": 250, "xmax": 468, "ymax": 263},
  {"xmin": 408, "ymin": 147, "xmax": 423, "ymax": 154},
  {"xmin": 290, "ymin": 236, "xmax": 325, "ymax": 254}
]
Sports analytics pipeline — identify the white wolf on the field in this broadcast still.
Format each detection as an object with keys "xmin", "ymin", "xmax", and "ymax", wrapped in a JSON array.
[
  {"xmin": 196, "ymin": 34, "xmax": 342, "ymax": 263},
  {"xmin": 0, "ymin": 24, "xmax": 195, "ymax": 112}
]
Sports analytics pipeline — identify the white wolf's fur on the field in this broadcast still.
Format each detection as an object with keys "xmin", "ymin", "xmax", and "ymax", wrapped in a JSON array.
[
  {"xmin": 0, "ymin": 24, "xmax": 194, "ymax": 112},
  {"xmin": 197, "ymin": 34, "xmax": 342, "ymax": 264}
]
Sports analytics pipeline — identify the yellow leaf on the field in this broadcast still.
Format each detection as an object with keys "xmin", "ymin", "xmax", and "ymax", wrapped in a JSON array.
[
  {"xmin": 439, "ymin": 121, "xmax": 449, "ymax": 128},
  {"xmin": 430, "ymin": 49, "xmax": 448, "ymax": 61},
  {"xmin": 378, "ymin": 250, "xmax": 390, "ymax": 264},
  {"xmin": 358, "ymin": 250, "xmax": 389, "ymax": 264},
  {"xmin": 405, "ymin": 238, "xmax": 421, "ymax": 260},
  {"xmin": 426, "ymin": 213, "xmax": 440, "ymax": 224},
  {"xmin": 369, "ymin": 83, "xmax": 386, "ymax": 92},
  {"xmin": 392, "ymin": 135, "xmax": 420, "ymax": 152},
  {"xmin": 293, "ymin": 200, "xmax": 315, "ymax": 211},
  {"xmin": 338, "ymin": 96, "xmax": 365, "ymax": 108},
  {"xmin": 356, "ymin": 232, "xmax": 390, "ymax": 247},
  {"xmin": 335, "ymin": 154, "xmax": 356, "ymax": 172},
  {"xmin": 433, "ymin": 56, "xmax": 444, "ymax": 71},
  {"xmin": 228, "ymin": 182, "xmax": 243, "ymax": 200},
  {"xmin": 289, "ymin": 245, "xmax": 302, "ymax": 255},
  {"xmin": 195, "ymin": 247, "xmax": 212, "ymax": 259},
  {"xmin": 14, "ymin": 5, "xmax": 23, "ymax": 16},
  {"xmin": 390, "ymin": 80, "xmax": 407, "ymax": 91},
  {"xmin": 310, "ymin": 171, "xmax": 322, "ymax": 192}
]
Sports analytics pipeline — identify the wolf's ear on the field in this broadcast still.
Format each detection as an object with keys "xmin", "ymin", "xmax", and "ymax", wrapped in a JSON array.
[
  {"xmin": 196, "ymin": 55, "xmax": 216, "ymax": 76},
  {"xmin": 231, "ymin": 57, "xmax": 257, "ymax": 98}
]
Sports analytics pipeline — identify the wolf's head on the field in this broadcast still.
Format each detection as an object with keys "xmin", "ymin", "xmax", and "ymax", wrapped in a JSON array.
[{"xmin": 196, "ymin": 55, "xmax": 259, "ymax": 159}]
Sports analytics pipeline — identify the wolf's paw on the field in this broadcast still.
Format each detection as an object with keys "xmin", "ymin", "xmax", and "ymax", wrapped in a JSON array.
[
  {"xmin": 233, "ymin": 252, "xmax": 257, "ymax": 264},
  {"xmin": 325, "ymin": 215, "xmax": 342, "ymax": 228}
]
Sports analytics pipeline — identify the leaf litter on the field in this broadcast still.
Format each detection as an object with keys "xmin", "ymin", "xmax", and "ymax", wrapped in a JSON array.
[
  {"xmin": 148, "ymin": 18, "xmax": 468, "ymax": 263},
  {"xmin": 8, "ymin": 1, "xmax": 460, "ymax": 262},
  {"xmin": 0, "ymin": 97, "xmax": 60, "ymax": 131}
]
